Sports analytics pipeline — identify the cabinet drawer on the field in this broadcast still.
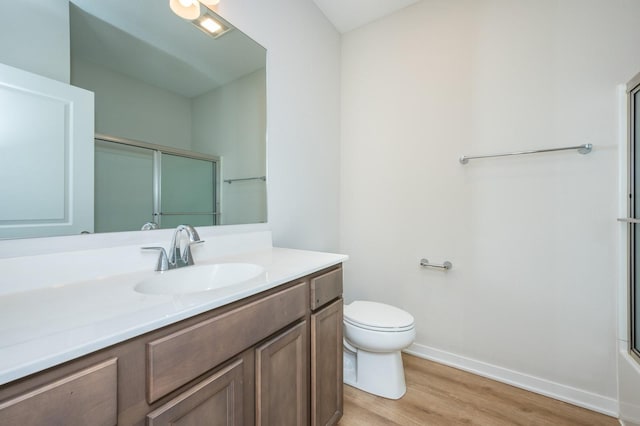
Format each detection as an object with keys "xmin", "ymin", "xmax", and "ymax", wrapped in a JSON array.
[
  {"xmin": 310, "ymin": 268, "xmax": 342, "ymax": 311},
  {"xmin": 147, "ymin": 282, "xmax": 308, "ymax": 402},
  {"xmin": 147, "ymin": 358, "xmax": 244, "ymax": 426},
  {"xmin": 0, "ymin": 358, "xmax": 117, "ymax": 426}
]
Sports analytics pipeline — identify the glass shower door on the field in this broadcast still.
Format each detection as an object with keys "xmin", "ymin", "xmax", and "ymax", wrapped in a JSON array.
[
  {"xmin": 159, "ymin": 154, "xmax": 217, "ymax": 228},
  {"xmin": 633, "ymin": 85, "xmax": 640, "ymax": 359},
  {"xmin": 95, "ymin": 140, "xmax": 154, "ymax": 232},
  {"xmin": 629, "ymin": 76, "xmax": 640, "ymax": 361}
]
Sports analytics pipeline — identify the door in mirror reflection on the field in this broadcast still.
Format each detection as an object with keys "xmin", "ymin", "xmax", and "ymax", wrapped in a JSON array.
[{"xmin": 0, "ymin": 63, "xmax": 94, "ymax": 239}]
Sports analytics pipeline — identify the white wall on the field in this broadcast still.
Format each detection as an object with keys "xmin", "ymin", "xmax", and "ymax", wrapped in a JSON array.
[
  {"xmin": 71, "ymin": 58, "xmax": 193, "ymax": 151},
  {"xmin": 341, "ymin": 0, "xmax": 640, "ymax": 415},
  {"xmin": 192, "ymin": 69, "xmax": 267, "ymax": 225},
  {"xmin": 216, "ymin": 0, "xmax": 341, "ymax": 251},
  {"xmin": 0, "ymin": 0, "xmax": 70, "ymax": 83}
]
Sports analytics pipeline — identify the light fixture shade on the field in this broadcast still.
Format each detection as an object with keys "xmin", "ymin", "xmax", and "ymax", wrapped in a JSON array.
[
  {"xmin": 169, "ymin": 0, "xmax": 201, "ymax": 20},
  {"xmin": 199, "ymin": 0, "xmax": 220, "ymax": 5}
]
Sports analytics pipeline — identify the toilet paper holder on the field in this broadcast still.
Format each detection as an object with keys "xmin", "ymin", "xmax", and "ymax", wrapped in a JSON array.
[{"xmin": 420, "ymin": 258, "xmax": 452, "ymax": 271}]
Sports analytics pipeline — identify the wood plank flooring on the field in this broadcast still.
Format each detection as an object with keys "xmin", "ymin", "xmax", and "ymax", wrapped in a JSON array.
[{"xmin": 338, "ymin": 354, "xmax": 617, "ymax": 426}]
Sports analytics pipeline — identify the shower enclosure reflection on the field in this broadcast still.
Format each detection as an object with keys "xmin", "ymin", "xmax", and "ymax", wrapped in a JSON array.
[{"xmin": 95, "ymin": 138, "xmax": 219, "ymax": 232}]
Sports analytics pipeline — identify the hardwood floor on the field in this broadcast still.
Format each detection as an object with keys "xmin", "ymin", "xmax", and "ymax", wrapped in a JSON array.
[{"xmin": 338, "ymin": 354, "xmax": 617, "ymax": 426}]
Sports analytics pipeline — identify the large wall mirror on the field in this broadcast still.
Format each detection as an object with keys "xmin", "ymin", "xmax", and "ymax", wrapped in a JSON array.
[{"xmin": 0, "ymin": 0, "xmax": 266, "ymax": 239}]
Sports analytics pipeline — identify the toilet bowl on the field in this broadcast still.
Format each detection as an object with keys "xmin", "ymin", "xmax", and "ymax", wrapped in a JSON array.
[{"xmin": 343, "ymin": 300, "xmax": 415, "ymax": 399}]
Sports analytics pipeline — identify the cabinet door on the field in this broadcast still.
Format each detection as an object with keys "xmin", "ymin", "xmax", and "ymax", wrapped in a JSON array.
[
  {"xmin": 255, "ymin": 321, "xmax": 308, "ymax": 426},
  {"xmin": 311, "ymin": 299, "xmax": 343, "ymax": 426},
  {"xmin": 146, "ymin": 358, "xmax": 244, "ymax": 426}
]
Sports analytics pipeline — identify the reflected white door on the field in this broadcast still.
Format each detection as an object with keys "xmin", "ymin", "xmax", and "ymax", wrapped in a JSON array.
[{"xmin": 0, "ymin": 63, "xmax": 94, "ymax": 238}]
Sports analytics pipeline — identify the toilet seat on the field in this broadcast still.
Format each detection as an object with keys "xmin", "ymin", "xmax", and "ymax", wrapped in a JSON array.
[
  {"xmin": 344, "ymin": 317, "xmax": 414, "ymax": 332},
  {"xmin": 344, "ymin": 301, "xmax": 414, "ymax": 332}
]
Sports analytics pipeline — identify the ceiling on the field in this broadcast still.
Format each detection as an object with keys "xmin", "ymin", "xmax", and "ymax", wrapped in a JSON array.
[
  {"xmin": 68, "ymin": 0, "xmax": 419, "ymax": 97},
  {"xmin": 70, "ymin": 0, "xmax": 265, "ymax": 98},
  {"xmin": 312, "ymin": 0, "xmax": 421, "ymax": 33}
]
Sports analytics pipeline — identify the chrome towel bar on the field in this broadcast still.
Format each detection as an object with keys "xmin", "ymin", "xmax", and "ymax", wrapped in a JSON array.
[
  {"xmin": 420, "ymin": 258, "xmax": 452, "ymax": 271},
  {"xmin": 224, "ymin": 176, "xmax": 266, "ymax": 184},
  {"xmin": 459, "ymin": 143, "xmax": 592, "ymax": 165}
]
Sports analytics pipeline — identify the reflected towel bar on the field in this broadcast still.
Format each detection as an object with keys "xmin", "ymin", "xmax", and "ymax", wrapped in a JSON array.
[
  {"xmin": 459, "ymin": 143, "xmax": 592, "ymax": 165},
  {"xmin": 224, "ymin": 176, "xmax": 266, "ymax": 184},
  {"xmin": 158, "ymin": 212, "xmax": 219, "ymax": 216},
  {"xmin": 420, "ymin": 258, "xmax": 452, "ymax": 271}
]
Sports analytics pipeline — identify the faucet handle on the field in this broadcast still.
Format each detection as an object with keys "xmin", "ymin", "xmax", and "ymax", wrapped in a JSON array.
[
  {"xmin": 142, "ymin": 246, "xmax": 170, "ymax": 271},
  {"xmin": 181, "ymin": 240, "xmax": 205, "ymax": 265}
]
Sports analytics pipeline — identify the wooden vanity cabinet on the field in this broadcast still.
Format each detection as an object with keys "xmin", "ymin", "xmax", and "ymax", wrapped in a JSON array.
[
  {"xmin": 146, "ymin": 282, "xmax": 308, "ymax": 404},
  {"xmin": 310, "ymin": 268, "xmax": 344, "ymax": 426},
  {"xmin": 0, "ymin": 265, "xmax": 344, "ymax": 426}
]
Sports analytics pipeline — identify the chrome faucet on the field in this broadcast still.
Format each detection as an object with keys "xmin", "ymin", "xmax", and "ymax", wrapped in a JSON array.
[
  {"xmin": 142, "ymin": 224, "xmax": 205, "ymax": 271},
  {"xmin": 168, "ymin": 224, "xmax": 203, "ymax": 268}
]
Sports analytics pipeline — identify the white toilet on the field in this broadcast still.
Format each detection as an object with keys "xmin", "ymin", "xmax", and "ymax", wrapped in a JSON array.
[{"xmin": 343, "ymin": 300, "xmax": 416, "ymax": 399}]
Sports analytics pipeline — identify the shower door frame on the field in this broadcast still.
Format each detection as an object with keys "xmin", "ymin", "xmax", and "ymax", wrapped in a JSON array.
[
  {"xmin": 95, "ymin": 133, "xmax": 221, "ymax": 229},
  {"xmin": 627, "ymin": 72, "xmax": 640, "ymax": 363}
]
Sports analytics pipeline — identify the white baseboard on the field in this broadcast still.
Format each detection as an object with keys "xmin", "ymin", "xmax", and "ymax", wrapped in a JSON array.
[{"xmin": 404, "ymin": 343, "xmax": 619, "ymax": 418}]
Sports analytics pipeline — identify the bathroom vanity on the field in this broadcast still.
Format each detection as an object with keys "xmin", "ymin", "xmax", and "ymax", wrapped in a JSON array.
[{"xmin": 0, "ymin": 237, "xmax": 346, "ymax": 426}]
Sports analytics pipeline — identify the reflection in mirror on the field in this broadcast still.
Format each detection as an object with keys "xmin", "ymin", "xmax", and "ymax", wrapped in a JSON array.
[
  {"xmin": 95, "ymin": 140, "xmax": 154, "ymax": 233},
  {"xmin": 95, "ymin": 137, "xmax": 220, "ymax": 232},
  {"xmin": 0, "ymin": 63, "xmax": 94, "ymax": 239},
  {"xmin": 70, "ymin": 0, "xmax": 266, "ymax": 232}
]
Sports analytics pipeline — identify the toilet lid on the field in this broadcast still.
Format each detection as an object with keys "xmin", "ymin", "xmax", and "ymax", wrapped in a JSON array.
[{"xmin": 344, "ymin": 301, "xmax": 414, "ymax": 332}]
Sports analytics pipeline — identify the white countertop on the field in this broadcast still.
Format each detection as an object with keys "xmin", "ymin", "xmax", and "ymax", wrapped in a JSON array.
[{"xmin": 0, "ymin": 247, "xmax": 347, "ymax": 386}]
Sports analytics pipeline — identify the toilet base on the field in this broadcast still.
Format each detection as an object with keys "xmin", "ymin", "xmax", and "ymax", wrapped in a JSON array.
[{"xmin": 343, "ymin": 347, "xmax": 407, "ymax": 399}]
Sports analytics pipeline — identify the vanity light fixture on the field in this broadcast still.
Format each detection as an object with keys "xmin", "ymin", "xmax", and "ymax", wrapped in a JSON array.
[
  {"xmin": 199, "ymin": 17, "xmax": 222, "ymax": 33},
  {"xmin": 169, "ymin": 0, "xmax": 201, "ymax": 20},
  {"xmin": 193, "ymin": 10, "xmax": 231, "ymax": 38},
  {"xmin": 169, "ymin": 0, "xmax": 231, "ymax": 39}
]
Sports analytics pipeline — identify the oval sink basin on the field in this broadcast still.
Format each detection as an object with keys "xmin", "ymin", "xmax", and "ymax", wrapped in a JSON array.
[{"xmin": 135, "ymin": 263, "xmax": 264, "ymax": 295}]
